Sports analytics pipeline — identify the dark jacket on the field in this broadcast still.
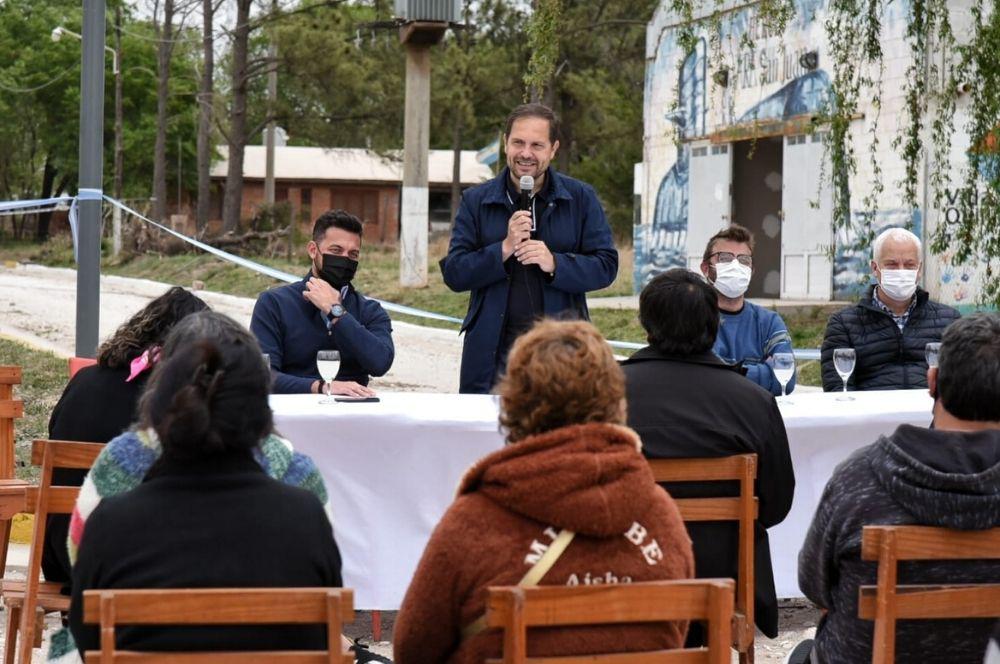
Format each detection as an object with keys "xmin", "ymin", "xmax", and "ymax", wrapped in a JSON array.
[
  {"xmin": 69, "ymin": 452, "xmax": 343, "ymax": 656},
  {"xmin": 441, "ymin": 168, "xmax": 618, "ymax": 394},
  {"xmin": 820, "ymin": 285, "xmax": 960, "ymax": 391},
  {"xmin": 798, "ymin": 425, "xmax": 1000, "ymax": 664},
  {"xmin": 620, "ymin": 347, "xmax": 795, "ymax": 638},
  {"xmin": 251, "ymin": 277, "xmax": 394, "ymax": 394},
  {"xmin": 44, "ymin": 364, "xmax": 148, "ymax": 587},
  {"xmin": 394, "ymin": 423, "xmax": 693, "ymax": 663}
]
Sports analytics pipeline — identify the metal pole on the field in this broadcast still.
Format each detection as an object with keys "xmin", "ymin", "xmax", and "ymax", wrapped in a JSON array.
[
  {"xmin": 75, "ymin": 0, "xmax": 107, "ymax": 358},
  {"xmin": 264, "ymin": 0, "xmax": 277, "ymax": 206},
  {"xmin": 400, "ymin": 42, "xmax": 431, "ymax": 287},
  {"xmin": 112, "ymin": 3, "xmax": 123, "ymax": 257}
]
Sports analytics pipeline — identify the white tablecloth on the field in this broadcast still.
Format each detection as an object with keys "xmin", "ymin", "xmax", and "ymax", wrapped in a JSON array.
[{"xmin": 270, "ymin": 389, "xmax": 933, "ymax": 609}]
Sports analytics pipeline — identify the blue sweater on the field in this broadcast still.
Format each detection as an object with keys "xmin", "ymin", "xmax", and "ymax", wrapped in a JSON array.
[
  {"xmin": 713, "ymin": 301, "xmax": 796, "ymax": 396},
  {"xmin": 250, "ymin": 277, "xmax": 394, "ymax": 394}
]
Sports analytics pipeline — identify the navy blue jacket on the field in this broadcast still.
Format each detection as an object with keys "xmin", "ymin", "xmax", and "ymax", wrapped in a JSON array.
[
  {"xmin": 441, "ymin": 168, "xmax": 618, "ymax": 393},
  {"xmin": 250, "ymin": 277, "xmax": 394, "ymax": 394}
]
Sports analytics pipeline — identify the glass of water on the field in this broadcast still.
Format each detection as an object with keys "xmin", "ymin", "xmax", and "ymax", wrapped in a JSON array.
[
  {"xmin": 316, "ymin": 350, "xmax": 340, "ymax": 404},
  {"xmin": 772, "ymin": 352, "xmax": 795, "ymax": 404},
  {"xmin": 833, "ymin": 348, "xmax": 856, "ymax": 401},
  {"xmin": 925, "ymin": 342, "xmax": 941, "ymax": 369}
]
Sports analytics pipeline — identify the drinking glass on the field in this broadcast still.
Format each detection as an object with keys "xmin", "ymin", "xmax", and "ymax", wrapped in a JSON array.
[
  {"xmin": 832, "ymin": 348, "xmax": 856, "ymax": 401},
  {"xmin": 771, "ymin": 352, "xmax": 795, "ymax": 404},
  {"xmin": 925, "ymin": 342, "xmax": 941, "ymax": 369},
  {"xmin": 316, "ymin": 350, "xmax": 341, "ymax": 404}
]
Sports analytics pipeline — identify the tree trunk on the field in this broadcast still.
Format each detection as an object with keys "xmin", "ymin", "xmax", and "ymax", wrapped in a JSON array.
[
  {"xmin": 35, "ymin": 157, "xmax": 57, "ymax": 242},
  {"xmin": 450, "ymin": 114, "xmax": 463, "ymax": 223},
  {"xmin": 221, "ymin": 0, "xmax": 253, "ymax": 234},
  {"xmin": 153, "ymin": 0, "xmax": 175, "ymax": 222},
  {"xmin": 196, "ymin": 0, "xmax": 215, "ymax": 233}
]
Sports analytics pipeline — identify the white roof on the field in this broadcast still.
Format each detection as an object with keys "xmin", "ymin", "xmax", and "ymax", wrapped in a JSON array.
[{"xmin": 210, "ymin": 145, "xmax": 493, "ymax": 186}]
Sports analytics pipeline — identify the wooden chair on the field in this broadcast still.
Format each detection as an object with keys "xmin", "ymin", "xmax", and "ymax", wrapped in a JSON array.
[
  {"xmin": 1, "ymin": 439, "xmax": 104, "ymax": 664},
  {"xmin": 68, "ymin": 357, "xmax": 98, "ymax": 379},
  {"xmin": 857, "ymin": 525, "xmax": 1000, "ymax": 664},
  {"xmin": 81, "ymin": 587, "xmax": 355, "ymax": 663},
  {"xmin": 0, "ymin": 366, "xmax": 29, "ymax": 575},
  {"xmin": 648, "ymin": 454, "xmax": 758, "ymax": 664},
  {"xmin": 485, "ymin": 579, "xmax": 734, "ymax": 663}
]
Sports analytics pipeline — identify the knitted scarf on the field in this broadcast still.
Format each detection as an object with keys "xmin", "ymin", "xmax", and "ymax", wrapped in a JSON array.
[{"xmin": 48, "ymin": 428, "xmax": 330, "ymax": 663}]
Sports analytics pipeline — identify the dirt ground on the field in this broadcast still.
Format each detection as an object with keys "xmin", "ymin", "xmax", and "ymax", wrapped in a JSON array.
[{"xmin": 0, "ymin": 262, "xmax": 820, "ymax": 663}]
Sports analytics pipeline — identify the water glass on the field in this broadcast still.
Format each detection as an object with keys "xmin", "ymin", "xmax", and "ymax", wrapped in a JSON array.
[
  {"xmin": 771, "ymin": 352, "xmax": 795, "ymax": 404},
  {"xmin": 925, "ymin": 342, "xmax": 941, "ymax": 369},
  {"xmin": 833, "ymin": 347, "xmax": 856, "ymax": 401},
  {"xmin": 316, "ymin": 350, "xmax": 341, "ymax": 404}
]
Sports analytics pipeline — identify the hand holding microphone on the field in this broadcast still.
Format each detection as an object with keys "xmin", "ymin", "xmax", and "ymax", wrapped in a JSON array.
[{"xmin": 502, "ymin": 175, "xmax": 535, "ymax": 260}]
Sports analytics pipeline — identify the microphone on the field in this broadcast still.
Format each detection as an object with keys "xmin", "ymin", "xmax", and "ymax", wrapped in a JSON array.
[{"xmin": 519, "ymin": 175, "xmax": 535, "ymax": 234}]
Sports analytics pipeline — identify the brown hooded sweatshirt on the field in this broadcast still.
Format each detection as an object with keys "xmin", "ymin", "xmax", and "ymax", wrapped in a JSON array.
[{"xmin": 394, "ymin": 422, "xmax": 695, "ymax": 663}]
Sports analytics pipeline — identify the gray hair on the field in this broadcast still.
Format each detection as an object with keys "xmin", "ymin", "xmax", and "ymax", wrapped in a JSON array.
[{"xmin": 872, "ymin": 227, "xmax": 922, "ymax": 263}]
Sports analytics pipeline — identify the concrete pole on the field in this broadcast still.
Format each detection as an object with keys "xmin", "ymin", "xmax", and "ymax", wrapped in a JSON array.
[
  {"xmin": 76, "ymin": 0, "xmax": 107, "ymax": 358},
  {"xmin": 264, "ymin": 0, "xmax": 277, "ymax": 206},
  {"xmin": 400, "ymin": 42, "xmax": 431, "ymax": 287}
]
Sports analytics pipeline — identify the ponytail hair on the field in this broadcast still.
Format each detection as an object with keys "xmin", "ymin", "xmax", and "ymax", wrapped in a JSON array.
[{"xmin": 139, "ymin": 312, "xmax": 272, "ymax": 460}]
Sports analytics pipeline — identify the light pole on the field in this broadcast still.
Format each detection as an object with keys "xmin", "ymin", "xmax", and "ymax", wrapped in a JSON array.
[{"xmin": 70, "ymin": 3, "xmax": 107, "ymax": 359}]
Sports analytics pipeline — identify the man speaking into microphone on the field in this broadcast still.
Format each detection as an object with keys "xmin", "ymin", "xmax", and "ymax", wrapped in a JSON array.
[{"xmin": 441, "ymin": 103, "xmax": 618, "ymax": 393}]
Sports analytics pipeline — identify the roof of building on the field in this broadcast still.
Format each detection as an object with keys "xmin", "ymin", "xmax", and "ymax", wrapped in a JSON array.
[{"xmin": 210, "ymin": 145, "xmax": 494, "ymax": 186}]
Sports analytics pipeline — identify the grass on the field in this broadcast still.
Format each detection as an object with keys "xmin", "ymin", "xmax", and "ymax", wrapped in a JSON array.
[
  {"xmin": 0, "ymin": 337, "xmax": 67, "ymax": 482},
  {"xmin": 0, "ymin": 234, "xmax": 830, "ymax": 385}
]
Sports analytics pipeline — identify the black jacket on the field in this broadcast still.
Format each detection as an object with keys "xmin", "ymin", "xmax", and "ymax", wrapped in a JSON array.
[
  {"xmin": 69, "ymin": 453, "xmax": 343, "ymax": 656},
  {"xmin": 820, "ymin": 286, "xmax": 960, "ymax": 391},
  {"xmin": 45, "ymin": 364, "xmax": 149, "ymax": 587},
  {"xmin": 799, "ymin": 425, "xmax": 1000, "ymax": 664},
  {"xmin": 620, "ymin": 347, "xmax": 795, "ymax": 637}
]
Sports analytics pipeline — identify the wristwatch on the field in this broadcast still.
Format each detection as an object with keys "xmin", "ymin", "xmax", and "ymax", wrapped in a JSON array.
[{"xmin": 329, "ymin": 303, "xmax": 346, "ymax": 319}]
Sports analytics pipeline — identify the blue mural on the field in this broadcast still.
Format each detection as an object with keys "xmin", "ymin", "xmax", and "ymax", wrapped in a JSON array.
[{"xmin": 635, "ymin": 58, "xmax": 832, "ymax": 288}]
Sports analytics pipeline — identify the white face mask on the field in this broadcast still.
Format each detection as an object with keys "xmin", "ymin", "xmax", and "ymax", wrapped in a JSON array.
[
  {"xmin": 879, "ymin": 269, "xmax": 918, "ymax": 301},
  {"xmin": 712, "ymin": 260, "xmax": 752, "ymax": 299}
]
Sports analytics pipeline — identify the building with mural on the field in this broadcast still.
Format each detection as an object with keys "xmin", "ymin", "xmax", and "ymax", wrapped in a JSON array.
[{"xmin": 637, "ymin": 0, "xmax": 985, "ymax": 308}]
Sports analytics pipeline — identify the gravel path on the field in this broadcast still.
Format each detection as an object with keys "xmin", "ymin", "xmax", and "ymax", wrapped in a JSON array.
[{"xmin": 0, "ymin": 262, "xmax": 818, "ymax": 663}]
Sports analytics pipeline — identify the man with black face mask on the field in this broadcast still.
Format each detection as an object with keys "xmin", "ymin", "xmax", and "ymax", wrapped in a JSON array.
[{"xmin": 251, "ymin": 209, "xmax": 394, "ymax": 394}]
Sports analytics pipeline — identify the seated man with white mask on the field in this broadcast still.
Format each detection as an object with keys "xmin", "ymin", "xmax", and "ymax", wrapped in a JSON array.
[
  {"xmin": 820, "ymin": 226, "xmax": 960, "ymax": 391},
  {"xmin": 699, "ymin": 224, "xmax": 796, "ymax": 396}
]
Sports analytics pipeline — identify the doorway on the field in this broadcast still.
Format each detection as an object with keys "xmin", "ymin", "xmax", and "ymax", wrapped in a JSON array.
[{"xmin": 732, "ymin": 137, "xmax": 783, "ymax": 298}]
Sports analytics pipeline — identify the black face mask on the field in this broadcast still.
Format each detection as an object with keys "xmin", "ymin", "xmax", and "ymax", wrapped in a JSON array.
[{"xmin": 317, "ymin": 254, "xmax": 358, "ymax": 289}]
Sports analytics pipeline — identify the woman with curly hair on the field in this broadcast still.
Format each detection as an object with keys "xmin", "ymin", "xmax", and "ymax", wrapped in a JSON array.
[
  {"xmin": 43, "ymin": 287, "xmax": 208, "ymax": 588},
  {"xmin": 394, "ymin": 319, "xmax": 694, "ymax": 663}
]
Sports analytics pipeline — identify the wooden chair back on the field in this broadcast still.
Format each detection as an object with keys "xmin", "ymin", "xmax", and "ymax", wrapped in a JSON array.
[
  {"xmin": 81, "ymin": 587, "xmax": 355, "ymax": 664},
  {"xmin": 11, "ymin": 439, "xmax": 104, "ymax": 664},
  {"xmin": 485, "ymin": 579, "xmax": 734, "ymax": 664},
  {"xmin": 0, "ymin": 366, "xmax": 26, "ymax": 573},
  {"xmin": 647, "ymin": 454, "xmax": 758, "ymax": 663},
  {"xmin": 858, "ymin": 524, "xmax": 1000, "ymax": 664},
  {"xmin": 68, "ymin": 357, "xmax": 98, "ymax": 379}
]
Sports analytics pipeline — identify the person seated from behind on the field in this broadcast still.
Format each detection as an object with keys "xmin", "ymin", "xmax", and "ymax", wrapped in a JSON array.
[
  {"xmin": 820, "ymin": 226, "xmax": 960, "ymax": 391},
  {"xmin": 67, "ymin": 311, "xmax": 344, "ymax": 657},
  {"xmin": 796, "ymin": 313, "xmax": 1000, "ymax": 664},
  {"xmin": 44, "ymin": 286, "xmax": 208, "ymax": 590},
  {"xmin": 394, "ymin": 320, "xmax": 694, "ymax": 663},
  {"xmin": 621, "ymin": 268, "xmax": 794, "ymax": 644},
  {"xmin": 251, "ymin": 209, "xmax": 394, "ymax": 396},
  {"xmin": 699, "ymin": 224, "xmax": 796, "ymax": 396}
]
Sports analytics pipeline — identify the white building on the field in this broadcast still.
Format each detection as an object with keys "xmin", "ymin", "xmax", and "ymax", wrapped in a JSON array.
[{"xmin": 637, "ymin": 0, "xmax": 984, "ymax": 308}]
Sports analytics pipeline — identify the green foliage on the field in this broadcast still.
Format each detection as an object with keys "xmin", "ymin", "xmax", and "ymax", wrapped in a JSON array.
[
  {"xmin": 0, "ymin": 0, "xmax": 202, "ymax": 221},
  {"xmin": 524, "ymin": 0, "xmax": 562, "ymax": 102},
  {"xmin": 932, "ymin": 0, "xmax": 1000, "ymax": 307}
]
